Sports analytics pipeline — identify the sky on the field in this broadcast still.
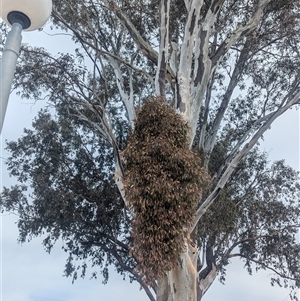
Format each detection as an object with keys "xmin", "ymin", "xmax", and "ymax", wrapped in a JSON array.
[{"xmin": 0, "ymin": 16, "xmax": 300, "ymax": 301}]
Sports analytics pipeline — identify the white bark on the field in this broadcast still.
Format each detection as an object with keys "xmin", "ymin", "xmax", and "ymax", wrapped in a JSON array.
[
  {"xmin": 157, "ymin": 240, "xmax": 198, "ymax": 301},
  {"xmin": 177, "ymin": 0, "xmax": 204, "ymax": 120},
  {"xmin": 188, "ymin": 1, "xmax": 224, "ymax": 140},
  {"xmin": 155, "ymin": 0, "xmax": 171, "ymax": 97},
  {"xmin": 114, "ymin": 161, "xmax": 127, "ymax": 206},
  {"xmin": 107, "ymin": 56, "xmax": 135, "ymax": 123},
  {"xmin": 170, "ymin": 41, "xmax": 178, "ymax": 76},
  {"xmin": 198, "ymin": 265, "xmax": 217, "ymax": 298},
  {"xmin": 189, "ymin": 0, "xmax": 272, "ymax": 141},
  {"xmin": 189, "ymin": 13, "xmax": 213, "ymax": 140}
]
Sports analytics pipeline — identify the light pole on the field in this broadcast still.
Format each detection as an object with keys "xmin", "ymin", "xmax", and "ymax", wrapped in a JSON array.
[{"xmin": 0, "ymin": 0, "xmax": 52, "ymax": 133}]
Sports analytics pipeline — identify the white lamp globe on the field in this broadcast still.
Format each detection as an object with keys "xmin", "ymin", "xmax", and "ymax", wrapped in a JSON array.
[{"xmin": 0, "ymin": 0, "xmax": 52, "ymax": 31}]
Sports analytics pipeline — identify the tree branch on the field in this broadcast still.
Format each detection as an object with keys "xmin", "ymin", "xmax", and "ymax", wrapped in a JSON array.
[
  {"xmin": 211, "ymin": 0, "xmax": 272, "ymax": 67},
  {"xmin": 189, "ymin": 0, "xmax": 224, "ymax": 141},
  {"xmin": 106, "ymin": 56, "xmax": 135, "ymax": 123},
  {"xmin": 155, "ymin": 0, "xmax": 171, "ymax": 97},
  {"xmin": 228, "ymin": 253, "xmax": 298, "ymax": 283},
  {"xmin": 176, "ymin": 0, "xmax": 204, "ymax": 120},
  {"xmin": 203, "ymin": 38, "xmax": 251, "ymax": 161},
  {"xmin": 104, "ymin": 0, "xmax": 158, "ymax": 63},
  {"xmin": 52, "ymin": 6, "xmax": 153, "ymax": 88},
  {"xmin": 198, "ymin": 264, "xmax": 217, "ymax": 299},
  {"xmin": 103, "ymin": 0, "xmax": 175, "ymax": 86},
  {"xmin": 192, "ymin": 89, "xmax": 300, "ymax": 231},
  {"xmin": 82, "ymin": 239, "xmax": 156, "ymax": 301}
]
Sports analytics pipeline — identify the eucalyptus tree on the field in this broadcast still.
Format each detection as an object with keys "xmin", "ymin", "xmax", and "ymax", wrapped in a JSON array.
[{"xmin": 1, "ymin": 1, "xmax": 300, "ymax": 301}]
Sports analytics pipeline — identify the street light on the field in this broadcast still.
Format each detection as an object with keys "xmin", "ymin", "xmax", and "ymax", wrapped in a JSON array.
[{"xmin": 0, "ymin": 0, "xmax": 52, "ymax": 133}]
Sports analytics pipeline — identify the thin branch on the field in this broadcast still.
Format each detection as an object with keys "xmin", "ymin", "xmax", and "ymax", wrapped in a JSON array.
[
  {"xmin": 52, "ymin": 6, "xmax": 153, "ymax": 83},
  {"xmin": 103, "ymin": 0, "xmax": 158, "ymax": 63},
  {"xmin": 198, "ymin": 69, "xmax": 215, "ymax": 154},
  {"xmin": 192, "ymin": 90, "xmax": 300, "ymax": 231},
  {"xmin": 176, "ymin": 0, "xmax": 204, "ymax": 118},
  {"xmin": 228, "ymin": 253, "xmax": 298, "ymax": 282},
  {"xmin": 203, "ymin": 38, "xmax": 250, "ymax": 160},
  {"xmin": 106, "ymin": 56, "xmax": 135, "ymax": 123},
  {"xmin": 211, "ymin": 0, "xmax": 272, "ymax": 68},
  {"xmin": 85, "ymin": 239, "xmax": 156, "ymax": 301},
  {"xmin": 189, "ymin": 0, "xmax": 224, "ymax": 139},
  {"xmin": 155, "ymin": 0, "xmax": 171, "ymax": 97}
]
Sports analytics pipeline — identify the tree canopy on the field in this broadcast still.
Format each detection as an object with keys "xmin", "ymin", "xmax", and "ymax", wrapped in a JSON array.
[{"xmin": 1, "ymin": 1, "xmax": 300, "ymax": 300}]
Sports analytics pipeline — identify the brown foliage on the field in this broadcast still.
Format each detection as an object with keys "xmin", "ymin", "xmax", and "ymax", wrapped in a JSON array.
[{"xmin": 123, "ymin": 96, "xmax": 208, "ymax": 283}]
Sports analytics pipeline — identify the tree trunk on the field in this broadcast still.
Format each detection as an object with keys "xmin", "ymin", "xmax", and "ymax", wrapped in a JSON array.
[
  {"xmin": 156, "ymin": 240, "xmax": 198, "ymax": 301},
  {"xmin": 156, "ymin": 239, "xmax": 218, "ymax": 301}
]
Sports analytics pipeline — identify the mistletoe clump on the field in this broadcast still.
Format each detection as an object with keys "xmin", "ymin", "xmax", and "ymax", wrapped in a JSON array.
[{"xmin": 123, "ymin": 96, "xmax": 207, "ymax": 283}]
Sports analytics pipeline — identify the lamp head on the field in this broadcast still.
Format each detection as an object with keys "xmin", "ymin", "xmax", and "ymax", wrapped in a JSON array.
[{"xmin": 0, "ymin": 0, "xmax": 52, "ymax": 31}]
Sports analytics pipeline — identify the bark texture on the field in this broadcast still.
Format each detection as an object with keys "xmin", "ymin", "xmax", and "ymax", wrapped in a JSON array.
[{"xmin": 156, "ymin": 240, "xmax": 198, "ymax": 301}]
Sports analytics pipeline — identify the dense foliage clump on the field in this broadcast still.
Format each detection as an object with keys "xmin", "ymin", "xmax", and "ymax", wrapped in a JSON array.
[{"xmin": 123, "ymin": 97, "xmax": 208, "ymax": 282}]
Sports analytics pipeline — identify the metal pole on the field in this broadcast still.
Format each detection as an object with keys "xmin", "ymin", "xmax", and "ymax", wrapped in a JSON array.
[{"xmin": 0, "ymin": 22, "xmax": 23, "ymax": 133}]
